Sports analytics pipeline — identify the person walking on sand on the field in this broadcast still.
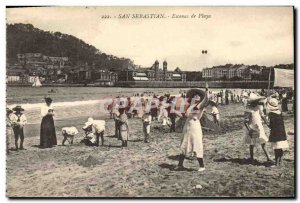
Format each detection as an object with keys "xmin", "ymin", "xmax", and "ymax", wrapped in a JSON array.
[
  {"xmin": 10, "ymin": 106, "xmax": 27, "ymax": 150},
  {"xmin": 177, "ymin": 89, "xmax": 209, "ymax": 172},
  {"xmin": 244, "ymin": 94, "xmax": 271, "ymax": 163},
  {"xmin": 266, "ymin": 98, "xmax": 289, "ymax": 166},
  {"xmin": 6, "ymin": 108, "xmax": 14, "ymax": 154},
  {"xmin": 40, "ymin": 97, "xmax": 57, "ymax": 148},
  {"xmin": 116, "ymin": 107, "xmax": 129, "ymax": 147}
]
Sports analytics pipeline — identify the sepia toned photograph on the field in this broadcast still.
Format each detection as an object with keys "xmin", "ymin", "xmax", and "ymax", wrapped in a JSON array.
[{"xmin": 5, "ymin": 6, "xmax": 295, "ymax": 198}]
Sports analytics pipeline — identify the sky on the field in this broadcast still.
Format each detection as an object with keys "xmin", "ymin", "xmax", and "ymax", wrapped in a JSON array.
[{"xmin": 6, "ymin": 6, "xmax": 294, "ymax": 71}]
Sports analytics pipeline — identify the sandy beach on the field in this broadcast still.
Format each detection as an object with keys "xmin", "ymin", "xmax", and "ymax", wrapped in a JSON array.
[{"xmin": 6, "ymin": 102, "xmax": 295, "ymax": 197}]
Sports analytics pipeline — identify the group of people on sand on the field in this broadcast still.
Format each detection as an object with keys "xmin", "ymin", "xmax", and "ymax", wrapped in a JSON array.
[
  {"xmin": 6, "ymin": 87, "xmax": 291, "ymax": 170},
  {"xmin": 243, "ymin": 92, "xmax": 290, "ymax": 167},
  {"xmin": 6, "ymin": 97, "xmax": 57, "ymax": 154}
]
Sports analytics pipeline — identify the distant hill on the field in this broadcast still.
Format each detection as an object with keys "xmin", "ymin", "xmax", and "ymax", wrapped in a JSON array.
[{"xmin": 6, "ymin": 23, "xmax": 136, "ymax": 71}]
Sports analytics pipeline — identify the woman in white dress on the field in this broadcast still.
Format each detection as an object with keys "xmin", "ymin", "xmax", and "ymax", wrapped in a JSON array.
[
  {"xmin": 244, "ymin": 94, "xmax": 271, "ymax": 162},
  {"xmin": 177, "ymin": 89, "xmax": 209, "ymax": 172}
]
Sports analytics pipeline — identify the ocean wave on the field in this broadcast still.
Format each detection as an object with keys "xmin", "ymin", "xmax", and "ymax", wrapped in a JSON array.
[{"xmin": 7, "ymin": 99, "xmax": 102, "ymax": 110}]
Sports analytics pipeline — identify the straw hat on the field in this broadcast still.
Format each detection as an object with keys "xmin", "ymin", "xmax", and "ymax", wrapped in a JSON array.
[
  {"xmin": 186, "ymin": 89, "xmax": 206, "ymax": 102},
  {"xmin": 12, "ymin": 105, "xmax": 24, "ymax": 112},
  {"xmin": 267, "ymin": 98, "xmax": 279, "ymax": 111},
  {"xmin": 83, "ymin": 117, "xmax": 94, "ymax": 128},
  {"xmin": 247, "ymin": 93, "xmax": 265, "ymax": 104}
]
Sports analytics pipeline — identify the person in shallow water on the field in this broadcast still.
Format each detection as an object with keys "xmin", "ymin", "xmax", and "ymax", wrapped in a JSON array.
[{"xmin": 40, "ymin": 97, "xmax": 57, "ymax": 148}]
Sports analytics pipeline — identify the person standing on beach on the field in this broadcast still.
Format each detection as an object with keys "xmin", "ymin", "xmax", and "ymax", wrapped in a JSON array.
[
  {"xmin": 142, "ymin": 112, "xmax": 152, "ymax": 143},
  {"xmin": 177, "ymin": 89, "xmax": 209, "ymax": 172},
  {"xmin": 112, "ymin": 98, "xmax": 120, "ymax": 137},
  {"xmin": 40, "ymin": 97, "xmax": 57, "ymax": 148},
  {"xmin": 10, "ymin": 106, "xmax": 27, "ymax": 150},
  {"xmin": 244, "ymin": 94, "xmax": 271, "ymax": 163},
  {"xmin": 6, "ymin": 108, "xmax": 14, "ymax": 154},
  {"xmin": 281, "ymin": 91, "xmax": 289, "ymax": 113},
  {"xmin": 116, "ymin": 107, "xmax": 129, "ymax": 147},
  {"xmin": 208, "ymin": 101, "xmax": 220, "ymax": 127},
  {"xmin": 266, "ymin": 98, "xmax": 289, "ymax": 166}
]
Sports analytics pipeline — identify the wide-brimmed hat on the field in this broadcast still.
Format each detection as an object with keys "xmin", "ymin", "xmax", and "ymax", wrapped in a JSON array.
[
  {"xmin": 247, "ymin": 93, "xmax": 265, "ymax": 104},
  {"xmin": 6, "ymin": 107, "xmax": 13, "ymax": 114},
  {"xmin": 186, "ymin": 89, "xmax": 206, "ymax": 102},
  {"xmin": 44, "ymin": 97, "xmax": 52, "ymax": 103},
  {"xmin": 267, "ymin": 98, "xmax": 279, "ymax": 111},
  {"xmin": 83, "ymin": 117, "xmax": 94, "ymax": 129},
  {"xmin": 12, "ymin": 105, "xmax": 24, "ymax": 112}
]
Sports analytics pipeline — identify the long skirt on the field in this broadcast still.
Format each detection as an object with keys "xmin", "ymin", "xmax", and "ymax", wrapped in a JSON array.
[
  {"xmin": 180, "ymin": 118, "xmax": 204, "ymax": 158},
  {"xmin": 120, "ymin": 130, "xmax": 129, "ymax": 141},
  {"xmin": 271, "ymin": 140, "xmax": 289, "ymax": 150},
  {"xmin": 40, "ymin": 115, "xmax": 57, "ymax": 148}
]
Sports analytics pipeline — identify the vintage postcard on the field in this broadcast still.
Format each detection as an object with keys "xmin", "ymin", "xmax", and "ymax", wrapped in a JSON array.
[{"xmin": 5, "ymin": 6, "xmax": 295, "ymax": 198}]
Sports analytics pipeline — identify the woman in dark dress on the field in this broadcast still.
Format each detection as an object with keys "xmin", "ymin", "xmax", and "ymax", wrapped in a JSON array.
[
  {"xmin": 40, "ymin": 97, "xmax": 57, "ymax": 148},
  {"xmin": 267, "ymin": 98, "xmax": 289, "ymax": 166}
]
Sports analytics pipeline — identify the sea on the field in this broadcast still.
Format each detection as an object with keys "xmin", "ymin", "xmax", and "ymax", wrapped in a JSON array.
[{"xmin": 6, "ymin": 86, "xmax": 247, "ymax": 124}]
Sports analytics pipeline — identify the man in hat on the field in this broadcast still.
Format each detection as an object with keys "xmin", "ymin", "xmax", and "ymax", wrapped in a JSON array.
[{"xmin": 10, "ymin": 106, "xmax": 27, "ymax": 150}]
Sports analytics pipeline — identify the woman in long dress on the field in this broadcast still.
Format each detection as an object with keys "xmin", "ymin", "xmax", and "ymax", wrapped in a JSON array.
[
  {"xmin": 40, "ymin": 97, "xmax": 57, "ymax": 148},
  {"xmin": 177, "ymin": 89, "xmax": 209, "ymax": 172}
]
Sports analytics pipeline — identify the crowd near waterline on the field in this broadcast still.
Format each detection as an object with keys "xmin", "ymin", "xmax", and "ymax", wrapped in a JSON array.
[{"xmin": 6, "ymin": 87, "xmax": 294, "ymax": 171}]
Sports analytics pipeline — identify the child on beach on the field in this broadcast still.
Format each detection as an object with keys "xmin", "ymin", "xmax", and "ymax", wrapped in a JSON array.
[
  {"xmin": 142, "ymin": 112, "xmax": 152, "ymax": 143},
  {"xmin": 244, "ymin": 94, "xmax": 271, "ymax": 163},
  {"xmin": 116, "ymin": 108, "xmax": 129, "ymax": 147},
  {"xmin": 208, "ymin": 101, "xmax": 220, "ymax": 127},
  {"xmin": 266, "ymin": 98, "xmax": 289, "ymax": 166},
  {"xmin": 10, "ymin": 106, "xmax": 27, "ymax": 150}
]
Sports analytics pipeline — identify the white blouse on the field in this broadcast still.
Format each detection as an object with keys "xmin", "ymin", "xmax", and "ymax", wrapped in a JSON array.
[
  {"xmin": 41, "ymin": 104, "xmax": 54, "ymax": 117},
  {"xmin": 10, "ymin": 113, "xmax": 27, "ymax": 127}
]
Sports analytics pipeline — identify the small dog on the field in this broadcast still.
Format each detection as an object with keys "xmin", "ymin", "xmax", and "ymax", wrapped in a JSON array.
[{"xmin": 62, "ymin": 127, "xmax": 79, "ymax": 145}]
